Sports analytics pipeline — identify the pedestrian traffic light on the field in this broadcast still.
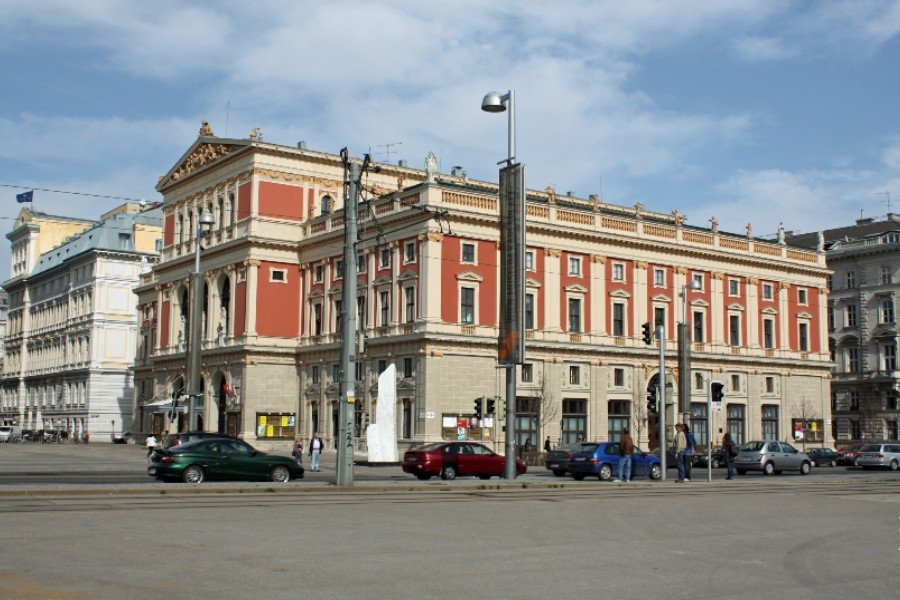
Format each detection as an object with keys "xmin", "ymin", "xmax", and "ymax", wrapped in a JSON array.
[
  {"xmin": 711, "ymin": 381, "xmax": 725, "ymax": 403},
  {"xmin": 646, "ymin": 388, "xmax": 658, "ymax": 413},
  {"xmin": 641, "ymin": 321, "xmax": 653, "ymax": 345},
  {"xmin": 473, "ymin": 397, "xmax": 483, "ymax": 420},
  {"xmin": 486, "ymin": 397, "xmax": 496, "ymax": 415}
]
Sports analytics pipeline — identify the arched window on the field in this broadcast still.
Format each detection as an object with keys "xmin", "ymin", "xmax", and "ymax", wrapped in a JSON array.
[{"xmin": 321, "ymin": 194, "xmax": 333, "ymax": 215}]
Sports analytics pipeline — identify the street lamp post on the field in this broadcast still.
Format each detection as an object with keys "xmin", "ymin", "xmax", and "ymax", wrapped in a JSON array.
[
  {"xmin": 678, "ymin": 279, "xmax": 703, "ymax": 427},
  {"xmin": 482, "ymin": 89, "xmax": 523, "ymax": 480},
  {"xmin": 187, "ymin": 208, "xmax": 215, "ymax": 431}
]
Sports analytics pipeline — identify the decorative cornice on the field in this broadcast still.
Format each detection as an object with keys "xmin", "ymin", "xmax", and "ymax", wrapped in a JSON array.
[{"xmin": 545, "ymin": 248, "xmax": 562, "ymax": 258}]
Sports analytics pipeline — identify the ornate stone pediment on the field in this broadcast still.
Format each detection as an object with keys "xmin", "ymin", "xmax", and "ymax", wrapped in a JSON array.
[{"xmin": 157, "ymin": 139, "xmax": 247, "ymax": 190}]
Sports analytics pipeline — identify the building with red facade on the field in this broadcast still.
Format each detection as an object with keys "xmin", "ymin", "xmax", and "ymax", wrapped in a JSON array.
[{"xmin": 134, "ymin": 126, "xmax": 832, "ymax": 453}]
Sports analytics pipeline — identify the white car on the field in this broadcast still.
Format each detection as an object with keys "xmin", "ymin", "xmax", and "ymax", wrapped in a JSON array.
[
  {"xmin": 856, "ymin": 443, "xmax": 900, "ymax": 471},
  {"xmin": 0, "ymin": 426, "xmax": 22, "ymax": 442}
]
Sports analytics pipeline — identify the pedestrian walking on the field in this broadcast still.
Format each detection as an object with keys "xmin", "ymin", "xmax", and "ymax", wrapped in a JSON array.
[
  {"xmin": 309, "ymin": 433, "xmax": 323, "ymax": 472},
  {"xmin": 722, "ymin": 432, "xmax": 737, "ymax": 480},
  {"xmin": 543, "ymin": 436, "xmax": 552, "ymax": 453},
  {"xmin": 145, "ymin": 433, "xmax": 158, "ymax": 459},
  {"xmin": 615, "ymin": 428, "xmax": 634, "ymax": 482},
  {"xmin": 292, "ymin": 438, "xmax": 304, "ymax": 467},
  {"xmin": 674, "ymin": 424, "xmax": 688, "ymax": 482},
  {"xmin": 684, "ymin": 426, "xmax": 696, "ymax": 481}
]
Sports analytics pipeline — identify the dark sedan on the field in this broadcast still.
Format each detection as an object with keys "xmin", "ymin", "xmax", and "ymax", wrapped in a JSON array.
[
  {"xmin": 545, "ymin": 443, "xmax": 587, "ymax": 476},
  {"xmin": 569, "ymin": 441, "xmax": 662, "ymax": 481},
  {"xmin": 402, "ymin": 441, "xmax": 526, "ymax": 480},
  {"xmin": 807, "ymin": 447, "xmax": 840, "ymax": 467},
  {"xmin": 148, "ymin": 438, "xmax": 304, "ymax": 483}
]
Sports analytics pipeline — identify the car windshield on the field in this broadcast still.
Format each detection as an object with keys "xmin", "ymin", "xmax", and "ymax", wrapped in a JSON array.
[
  {"xmin": 740, "ymin": 442, "xmax": 766, "ymax": 452},
  {"xmin": 860, "ymin": 444, "xmax": 881, "ymax": 452}
]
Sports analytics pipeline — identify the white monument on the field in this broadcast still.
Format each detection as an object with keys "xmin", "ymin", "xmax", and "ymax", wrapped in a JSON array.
[{"xmin": 366, "ymin": 363, "xmax": 398, "ymax": 462}]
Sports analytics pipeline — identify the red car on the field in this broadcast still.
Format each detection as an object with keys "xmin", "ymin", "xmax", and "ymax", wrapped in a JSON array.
[
  {"xmin": 402, "ymin": 441, "xmax": 527, "ymax": 480},
  {"xmin": 836, "ymin": 443, "xmax": 865, "ymax": 466}
]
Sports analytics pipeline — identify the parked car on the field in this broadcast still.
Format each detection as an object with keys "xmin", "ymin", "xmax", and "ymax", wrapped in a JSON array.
[
  {"xmin": 855, "ymin": 443, "xmax": 900, "ymax": 470},
  {"xmin": 806, "ymin": 447, "xmax": 840, "ymax": 467},
  {"xmin": 161, "ymin": 431, "xmax": 240, "ymax": 450},
  {"xmin": 148, "ymin": 438, "xmax": 304, "ymax": 483},
  {"xmin": 568, "ymin": 441, "xmax": 662, "ymax": 481},
  {"xmin": 694, "ymin": 447, "xmax": 728, "ymax": 468},
  {"xmin": 0, "ymin": 425, "xmax": 22, "ymax": 442},
  {"xmin": 112, "ymin": 432, "xmax": 131, "ymax": 444},
  {"xmin": 836, "ymin": 444, "xmax": 865, "ymax": 466},
  {"xmin": 402, "ymin": 441, "xmax": 526, "ymax": 480},
  {"xmin": 734, "ymin": 440, "xmax": 812, "ymax": 475},
  {"xmin": 545, "ymin": 442, "xmax": 587, "ymax": 476}
]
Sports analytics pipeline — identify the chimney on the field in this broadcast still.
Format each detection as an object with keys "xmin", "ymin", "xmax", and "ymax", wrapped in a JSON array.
[
  {"xmin": 398, "ymin": 159, "xmax": 408, "ymax": 167},
  {"xmin": 451, "ymin": 166, "xmax": 467, "ymax": 178},
  {"xmin": 297, "ymin": 141, "xmax": 307, "ymax": 150}
]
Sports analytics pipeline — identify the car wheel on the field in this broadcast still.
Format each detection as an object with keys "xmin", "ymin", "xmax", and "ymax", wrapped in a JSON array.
[
  {"xmin": 441, "ymin": 465, "xmax": 456, "ymax": 480},
  {"xmin": 182, "ymin": 465, "xmax": 205, "ymax": 484},
  {"xmin": 891, "ymin": 460, "xmax": 899, "ymax": 471},
  {"xmin": 552, "ymin": 469, "xmax": 567, "ymax": 477},
  {"xmin": 763, "ymin": 462, "xmax": 775, "ymax": 476},
  {"xmin": 736, "ymin": 469, "xmax": 746, "ymax": 475},
  {"xmin": 830, "ymin": 460, "xmax": 836, "ymax": 468},
  {"xmin": 479, "ymin": 475, "xmax": 491, "ymax": 480},
  {"xmin": 572, "ymin": 473, "xmax": 586, "ymax": 481},
  {"xmin": 270, "ymin": 465, "xmax": 291, "ymax": 483},
  {"xmin": 649, "ymin": 464, "xmax": 662, "ymax": 480},
  {"xmin": 415, "ymin": 474, "xmax": 432, "ymax": 481},
  {"xmin": 711, "ymin": 458, "xmax": 720, "ymax": 469},
  {"xmin": 799, "ymin": 461, "xmax": 811, "ymax": 475},
  {"xmin": 599, "ymin": 464, "xmax": 613, "ymax": 481}
]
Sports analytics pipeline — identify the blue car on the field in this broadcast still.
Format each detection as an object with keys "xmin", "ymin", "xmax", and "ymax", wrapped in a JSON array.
[{"xmin": 568, "ymin": 441, "xmax": 662, "ymax": 481}]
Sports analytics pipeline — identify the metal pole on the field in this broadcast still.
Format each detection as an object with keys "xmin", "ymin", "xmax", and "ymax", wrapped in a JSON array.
[
  {"xmin": 707, "ymin": 377, "xmax": 712, "ymax": 483},
  {"xmin": 507, "ymin": 89, "xmax": 516, "ymax": 164},
  {"xmin": 336, "ymin": 160, "xmax": 359, "ymax": 487},
  {"xmin": 657, "ymin": 324, "xmax": 666, "ymax": 481},
  {"xmin": 187, "ymin": 224, "xmax": 204, "ymax": 431},
  {"xmin": 504, "ymin": 366, "xmax": 517, "ymax": 479},
  {"xmin": 678, "ymin": 284, "xmax": 691, "ymax": 425}
]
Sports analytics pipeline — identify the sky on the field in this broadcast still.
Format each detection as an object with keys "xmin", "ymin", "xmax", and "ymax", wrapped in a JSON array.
[{"xmin": 2, "ymin": 0, "xmax": 900, "ymax": 281}]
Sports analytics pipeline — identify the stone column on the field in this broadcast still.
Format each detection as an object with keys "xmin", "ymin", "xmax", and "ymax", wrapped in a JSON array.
[
  {"xmin": 711, "ymin": 272, "xmax": 725, "ymax": 345},
  {"xmin": 633, "ymin": 260, "xmax": 648, "ymax": 336},
  {"xmin": 779, "ymin": 282, "xmax": 791, "ymax": 350}
]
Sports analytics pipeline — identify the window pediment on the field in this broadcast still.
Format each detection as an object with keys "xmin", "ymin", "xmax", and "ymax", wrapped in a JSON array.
[
  {"xmin": 727, "ymin": 303, "xmax": 745, "ymax": 311},
  {"xmin": 373, "ymin": 275, "xmax": 392, "ymax": 287},
  {"xmin": 525, "ymin": 277, "xmax": 542, "ymax": 289},
  {"xmin": 609, "ymin": 288, "xmax": 630, "ymax": 298},
  {"xmin": 651, "ymin": 294, "xmax": 671, "ymax": 303},
  {"xmin": 397, "ymin": 269, "xmax": 418, "ymax": 282},
  {"xmin": 796, "ymin": 311, "xmax": 813, "ymax": 319},
  {"xmin": 689, "ymin": 299, "xmax": 709, "ymax": 308},
  {"xmin": 457, "ymin": 271, "xmax": 484, "ymax": 282},
  {"xmin": 761, "ymin": 307, "xmax": 778, "ymax": 315},
  {"xmin": 308, "ymin": 289, "xmax": 324, "ymax": 299},
  {"xmin": 328, "ymin": 285, "xmax": 342, "ymax": 296}
]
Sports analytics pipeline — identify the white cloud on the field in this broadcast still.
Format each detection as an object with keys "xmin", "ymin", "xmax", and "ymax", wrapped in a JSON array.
[{"xmin": 732, "ymin": 36, "xmax": 798, "ymax": 62}]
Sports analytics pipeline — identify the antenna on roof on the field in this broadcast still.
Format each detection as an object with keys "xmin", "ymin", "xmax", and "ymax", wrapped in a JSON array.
[
  {"xmin": 368, "ymin": 142, "xmax": 403, "ymax": 162},
  {"xmin": 877, "ymin": 191, "xmax": 892, "ymax": 214}
]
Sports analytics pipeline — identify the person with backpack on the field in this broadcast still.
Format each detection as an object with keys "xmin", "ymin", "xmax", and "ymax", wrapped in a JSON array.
[{"xmin": 684, "ymin": 426, "xmax": 697, "ymax": 482}]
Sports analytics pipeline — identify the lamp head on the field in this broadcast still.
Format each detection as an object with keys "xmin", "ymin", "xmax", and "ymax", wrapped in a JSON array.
[
  {"xmin": 198, "ymin": 209, "xmax": 215, "ymax": 227},
  {"xmin": 481, "ymin": 91, "xmax": 507, "ymax": 113},
  {"xmin": 685, "ymin": 280, "xmax": 702, "ymax": 291}
]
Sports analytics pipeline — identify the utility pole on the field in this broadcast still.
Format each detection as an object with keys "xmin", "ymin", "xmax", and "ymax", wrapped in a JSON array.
[
  {"xmin": 657, "ymin": 324, "xmax": 667, "ymax": 481},
  {"xmin": 336, "ymin": 154, "xmax": 359, "ymax": 487}
]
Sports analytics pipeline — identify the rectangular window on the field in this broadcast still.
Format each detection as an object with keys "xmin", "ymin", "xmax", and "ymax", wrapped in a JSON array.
[
  {"xmin": 694, "ymin": 372, "xmax": 704, "ymax": 390},
  {"xmin": 763, "ymin": 319, "xmax": 775, "ymax": 349},
  {"xmin": 848, "ymin": 348, "xmax": 860, "ymax": 372},
  {"xmin": 461, "ymin": 287, "xmax": 475, "ymax": 324},
  {"xmin": 461, "ymin": 243, "xmax": 476, "ymax": 263},
  {"xmin": 404, "ymin": 287, "xmax": 415, "ymax": 323},
  {"xmin": 692, "ymin": 273, "xmax": 704, "ymax": 289},
  {"xmin": 525, "ymin": 250, "xmax": 535, "ymax": 271},
  {"xmin": 612, "ymin": 302, "xmax": 624, "ymax": 337},
  {"xmin": 797, "ymin": 288, "xmax": 807, "ymax": 305},
  {"xmin": 729, "ymin": 279, "xmax": 740, "ymax": 296},
  {"xmin": 403, "ymin": 357, "xmax": 413, "ymax": 378},
  {"xmin": 334, "ymin": 299, "xmax": 343, "ymax": 334},
  {"xmin": 270, "ymin": 268, "xmax": 286, "ymax": 283},
  {"xmin": 654, "ymin": 307, "xmax": 665, "ymax": 329},
  {"xmin": 521, "ymin": 364, "xmax": 533, "ymax": 383},
  {"xmin": 524, "ymin": 293, "xmax": 535, "ymax": 330},
  {"xmin": 849, "ymin": 392, "xmax": 860, "ymax": 411},
  {"xmin": 404, "ymin": 241, "xmax": 416, "ymax": 263},
  {"xmin": 357, "ymin": 253, "xmax": 366, "ymax": 273},
  {"xmin": 846, "ymin": 271, "xmax": 856, "ymax": 289},
  {"xmin": 798, "ymin": 323, "xmax": 809, "ymax": 352},
  {"xmin": 380, "ymin": 248, "xmax": 390, "ymax": 269},
  {"xmin": 690, "ymin": 403, "xmax": 708, "ymax": 446},
  {"xmin": 762, "ymin": 283, "xmax": 773, "ymax": 300},
  {"xmin": 313, "ymin": 303, "xmax": 322, "ymax": 336},
  {"xmin": 357, "ymin": 296, "xmax": 366, "ymax": 328},
  {"xmin": 654, "ymin": 268, "xmax": 665, "ymax": 287},
  {"xmin": 561, "ymin": 399, "xmax": 587, "ymax": 445},
  {"xmin": 612, "ymin": 263, "xmax": 625, "ymax": 281},
  {"xmin": 335, "ymin": 259, "xmax": 343, "ymax": 279},
  {"xmin": 885, "ymin": 344, "xmax": 897, "ymax": 371},
  {"xmin": 377, "ymin": 359, "xmax": 387, "ymax": 374},
  {"xmin": 730, "ymin": 373, "xmax": 741, "ymax": 392},
  {"xmin": 568, "ymin": 365, "xmax": 580, "ymax": 385},
  {"xmin": 828, "ymin": 303, "xmax": 835, "ymax": 331},
  {"xmin": 729, "ymin": 315, "xmax": 741, "ymax": 346},
  {"xmin": 761, "ymin": 405, "xmax": 779, "ymax": 440},
  {"xmin": 882, "ymin": 265, "xmax": 893, "ymax": 285},
  {"xmin": 765, "ymin": 376, "xmax": 776, "ymax": 394},
  {"xmin": 883, "ymin": 299, "xmax": 895, "ymax": 323},
  {"xmin": 607, "ymin": 401, "xmax": 630, "ymax": 443},
  {"xmin": 613, "ymin": 368, "xmax": 625, "ymax": 387},
  {"xmin": 727, "ymin": 404, "xmax": 745, "ymax": 444},
  {"xmin": 692, "ymin": 310, "xmax": 704, "ymax": 343},
  {"xmin": 569, "ymin": 298, "xmax": 582, "ymax": 333},
  {"xmin": 846, "ymin": 304, "xmax": 857, "ymax": 327},
  {"xmin": 379, "ymin": 291, "xmax": 390, "ymax": 327},
  {"xmin": 332, "ymin": 364, "xmax": 341, "ymax": 383},
  {"xmin": 314, "ymin": 265, "xmax": 323, "ymax": 283},
  {"xmin": 568, "ymin": 256, "xmax": 581, "ymax": 276},
  {"xmin": 850, "ymin": 419, "xmax": 862, "ymax": 439}
]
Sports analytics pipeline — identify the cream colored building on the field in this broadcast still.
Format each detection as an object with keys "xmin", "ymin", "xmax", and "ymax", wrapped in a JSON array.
[{"xmin": 135, "ymin": 127, "xmax": 832, "ymax": 454}]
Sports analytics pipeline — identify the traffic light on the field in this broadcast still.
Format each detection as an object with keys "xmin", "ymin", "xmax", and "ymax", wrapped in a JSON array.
[
  {"xmin": 641, "ymin": 321, "xmax": 653, "ymax": 345},
  {"xmin": 486, "ymin": 397, "xmax": 496, "ymax": 415},
  {"xmin": 473, "ymin": 397, "xmax": 483, "ymax": 420},
  {"xmin": 711, "ymin": 381, "xmax": 725, "ymax": 403},
  {"xmin": 646, "ymin": 388, "xmax": 658, "ymax": 413}
]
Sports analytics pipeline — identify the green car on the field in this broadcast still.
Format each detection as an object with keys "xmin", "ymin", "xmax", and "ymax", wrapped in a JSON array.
[{"xmin": 148, "ymin": 438, "xmax": 304, "ymax": 483}]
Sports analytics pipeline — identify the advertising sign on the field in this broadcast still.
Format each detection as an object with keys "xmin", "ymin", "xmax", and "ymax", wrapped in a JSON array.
[{"xmin": 498, "ymin": 163, "xmax": 525, "ymax": 365}]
